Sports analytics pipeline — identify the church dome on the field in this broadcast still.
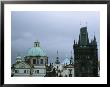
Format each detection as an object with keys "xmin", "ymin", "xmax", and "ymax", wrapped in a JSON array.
[
  {"xmin": 27, "ymin": 41, "xmax": 46, "ymax": 57},
  {"xmin": 61, "ymin": 57, "xmax": 70, "ymax": 64}
]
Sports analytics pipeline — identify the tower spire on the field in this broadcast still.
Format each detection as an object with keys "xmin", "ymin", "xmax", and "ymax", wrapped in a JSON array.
[
  {"xmin": 70, "ymin": 50, "xmax": 73, "ymax": 64},
  {"xmin": 93, "ymin": 33, "xmax": 97, "ymax": 45},
  {"xmin": 86, "ymin": 21, "xmax": 87, "ymax": 27},
  {"xmin": 74, "ymin": 40, "xmax": 75, "ymax": 44},
  {"xmin": 80, "ymin": 21, "xmax": 81, "ymax": 27},
  {"xmin": 71, "ymin": 50, "xmax": 72, "ymax": 57},
  {"xmin": 57, "ymin": 50, "xmax": 58, "ymax": 56},
  {"xmin": 55, "ymin": 50, "xmax": 60, "ymax": 64}
]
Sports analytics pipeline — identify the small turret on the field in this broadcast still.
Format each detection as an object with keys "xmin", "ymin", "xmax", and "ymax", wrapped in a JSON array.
[
  {"xmin": 16, "ymin": 56, "xmax": 22, "ymax": 63},
  {"xmin": 34, "ymin": 40, "xmax": 40, "ymax": 47},
  {"xmin": 93, "ymin": 35, "xmax": 97, "ymax": 45}
]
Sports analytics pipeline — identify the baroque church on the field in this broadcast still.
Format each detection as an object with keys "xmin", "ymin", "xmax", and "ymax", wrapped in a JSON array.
[
  {"xmin": 11, "ymin": 41, "xmax": 48, "ymax": 77},
  {"xmin": 11, "ymin": 26, "xmax": 99, "ymax": 77}
]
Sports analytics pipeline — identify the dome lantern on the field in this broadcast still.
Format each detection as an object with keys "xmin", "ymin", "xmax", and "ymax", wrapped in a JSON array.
[{"xmin": 34, "ymin": 40, "xmax": 40, "ymax": 47}]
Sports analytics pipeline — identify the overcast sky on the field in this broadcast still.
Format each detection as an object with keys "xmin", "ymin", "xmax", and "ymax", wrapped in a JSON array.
[{"xmin": 11, "ymin": 11, "xmax": 100, "ymax": 64}]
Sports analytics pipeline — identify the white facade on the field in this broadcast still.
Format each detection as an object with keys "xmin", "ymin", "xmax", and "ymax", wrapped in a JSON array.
[
  {"xmin": 61, "ymin": 67, "xmax": 74, "ymax": 77},
  {"xmin": 32, "ymin": 66, "xmax": 46, "ymax": 77},
  {"xmin": 12, "ymin": 61, "xmax": 47, "ymax": 77},
  {"xmin": 52, "ymin": 63, "xmax": 74, "ymax": 77},
  {"xmin": 12, "ymin": 62, "xmax": 31, "ymax": 76},
  {"xmin": 12, "ymin": 55, "xmax": 47, "ymax": 77}
]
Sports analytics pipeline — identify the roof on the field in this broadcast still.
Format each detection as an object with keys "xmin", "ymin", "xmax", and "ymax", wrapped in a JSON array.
[{"xmin": 27, "ymin": 41, "xmax": 46, "ymax": 57}]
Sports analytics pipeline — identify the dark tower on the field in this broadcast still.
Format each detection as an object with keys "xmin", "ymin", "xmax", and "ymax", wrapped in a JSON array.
[{"xmin": 73, "ymin": 27, "xmax": 98, "ymax": 77}]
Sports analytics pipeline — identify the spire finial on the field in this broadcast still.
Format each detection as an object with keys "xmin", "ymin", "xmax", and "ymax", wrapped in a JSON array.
[
  {"xmin": 80, "ymin": 21, "xmax": 81, "ymax": 28},
  {"xmin": 71, "ymin": 50, "xmax": 72, "ymax": 57},
  {"xmin": 57, "ymin": 50, "xmax": 58, "ymax": 54},
  {"xmin": 57, "ymin": 50, "xmax": 59, "ymax": 57},
  {"xmin": 86, "ymin": 21, "xmax": 87, "ymax": 27},
  {"xmin": 74, "ymin": 40, "xmax": 75, "ymax": 44}
]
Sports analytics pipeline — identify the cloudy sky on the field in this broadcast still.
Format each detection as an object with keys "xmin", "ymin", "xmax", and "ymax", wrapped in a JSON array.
[{"xmin": 11, "ymin": 11, "xmax": 100, "ymax": 64}]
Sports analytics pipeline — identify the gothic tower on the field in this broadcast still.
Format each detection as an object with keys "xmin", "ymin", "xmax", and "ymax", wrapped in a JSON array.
[{"xmin": 73, "ymin": 27, "xmax": 98, "ymax": 77}]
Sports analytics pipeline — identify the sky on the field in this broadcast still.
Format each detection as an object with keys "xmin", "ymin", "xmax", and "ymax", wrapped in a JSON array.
[{"xmin": 11, "ymin": 11, "xmax": 100, "ymax": 64}]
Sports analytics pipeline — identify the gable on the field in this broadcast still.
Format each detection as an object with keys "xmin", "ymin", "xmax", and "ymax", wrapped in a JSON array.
[{"xmin": 14, "ymin": 62, "xmax": 31, "ymax": 68}]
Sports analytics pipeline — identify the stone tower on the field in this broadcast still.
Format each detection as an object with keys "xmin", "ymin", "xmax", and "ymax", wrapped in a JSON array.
[{"xmin": 73, "ymin": 27, "xmax": 98, "ymax": 77}]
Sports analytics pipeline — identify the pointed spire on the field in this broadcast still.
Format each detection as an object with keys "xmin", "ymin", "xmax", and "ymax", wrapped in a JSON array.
[
  {"xmin": 70, "ymin": 51, "xmax": 73, "ymax": 64},
  {"xmin": 57, "ymin": 50, "xmax": 58, "ymax": 56},
  {"xmin": 55, "ymin": 50, "xmax": 60, "ymax": 64},
  {"xmin": 86, "ymin": 21, "xmax": 87, "ymax": 27},
  {"xmin": 57, "ymin": 50, "xmax": 59, "ymax": 59},
  {"xmin": 74, "ymin": 40, "xmax": 75, "ymax": 44},
  {"xmin": 71, "ymin": 50, "xmax": 72, "ymax": 57},
  {"xmin": 80, "ymin": 21, "xmax": 81, "ymax": 28},
  {"xmin": 93, "ymin": 34, "xmax": 97, "ymax": 45},
  {"xmin": 93, "ymin": 32, "xmax": 96, "ymax": 41},
  {"xmin": 94, "ymin": 34, "xmax": 96, "ymax": 41}
]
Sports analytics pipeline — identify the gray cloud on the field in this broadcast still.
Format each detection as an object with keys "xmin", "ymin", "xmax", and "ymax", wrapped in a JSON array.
[{"xmin": 11, "ymin": 11, "xmax": 100, "ymax": 64}]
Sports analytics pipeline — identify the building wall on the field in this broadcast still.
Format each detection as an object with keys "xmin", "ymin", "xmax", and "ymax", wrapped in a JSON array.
[
  {"xmin": 30, "ymin": 56, "xmax": 48, "ymax": 65},
  {"xmin": 13, "ymin": 68, "xmax": 30, "ymax": 76},
  {"xmin": 32, "ymin": 68, "xmax": 46, "ymax": 76},
  {"xmin": 74, "ymin": 45, "xmax": 98, "ymax": 77},
  {"xmin": 61, "ymin": 67, "xmax": 74, "ymax": 77}
]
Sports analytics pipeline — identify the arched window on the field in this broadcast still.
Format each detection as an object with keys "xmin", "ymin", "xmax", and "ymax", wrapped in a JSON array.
[
  {"xmin": 33, "ymin": 59, "xmax": 36, "ymax": 64},
  {"xmin": 40, "ymin": 59, "xmax": 43, "ymax": 64},
  {"xmin": 24, "ymin": 70, "xmax": 26, "ymax": 73},
  {"xmin": 37, "ymin": 70, "xmax": 39, "ymax": 74}
]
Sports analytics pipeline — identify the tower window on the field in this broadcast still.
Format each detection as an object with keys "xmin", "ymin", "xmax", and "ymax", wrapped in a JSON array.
[
  {"xmin": 33, "ymin": 59, "xmax": 36, "ymax": 64},
  {"xmin": 40, "ymin": 59, "xmax": 43, "ymax": 64}
]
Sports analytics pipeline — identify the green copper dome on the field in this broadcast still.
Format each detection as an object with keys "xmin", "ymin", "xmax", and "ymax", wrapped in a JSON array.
[{"xmin": 27, "ymin": 41, "xmax": 46, "ymax": 57}]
